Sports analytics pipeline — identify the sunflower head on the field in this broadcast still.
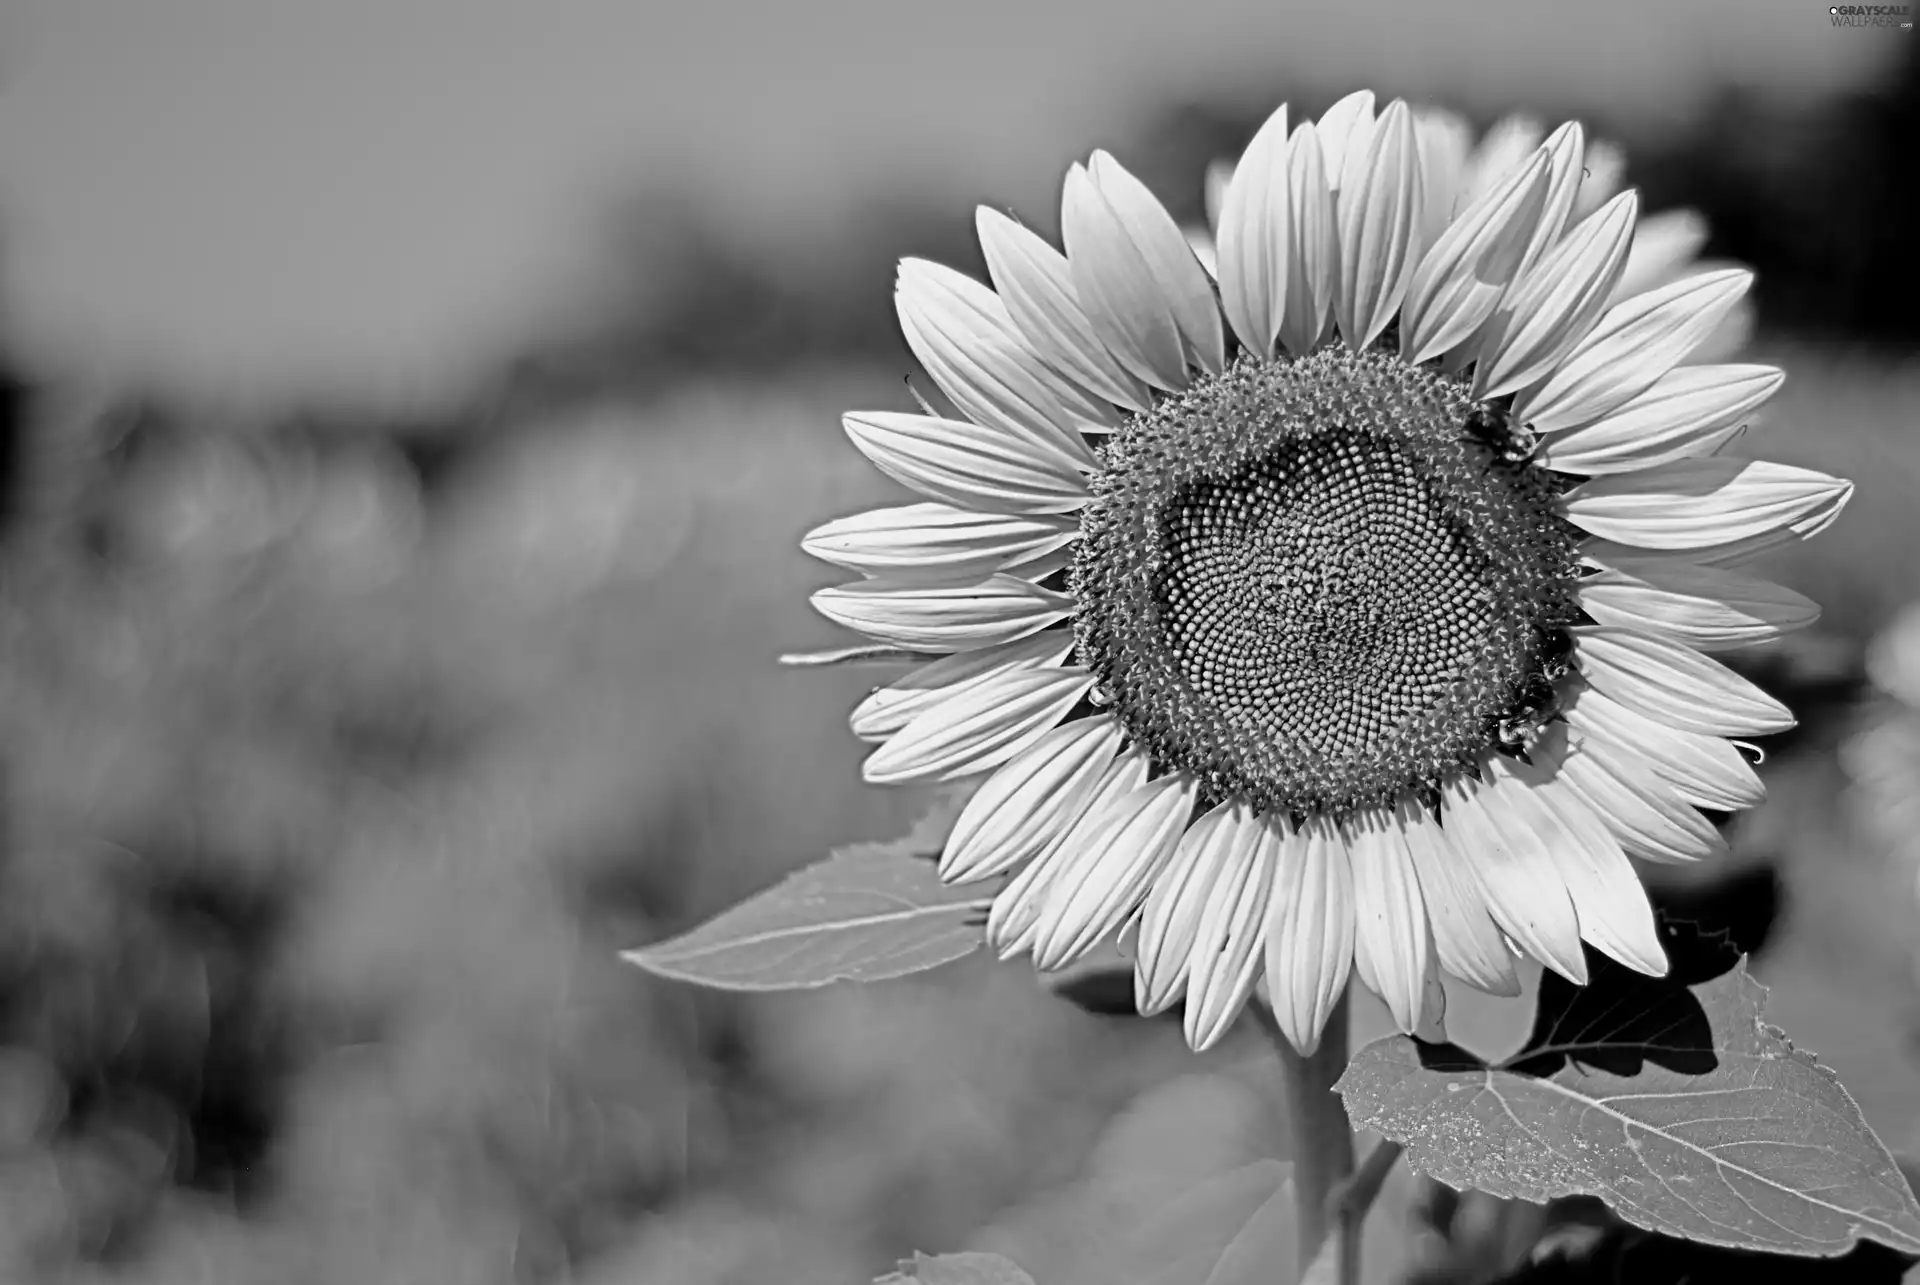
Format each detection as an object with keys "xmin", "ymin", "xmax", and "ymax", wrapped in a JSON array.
[
  {"xmin": 804, "ymin": 91, "xmax": 1852, "ymax": 1054},
  {"xmin": 1073, "ymin": 345, "xmax": 1582, "ymax": 822}
]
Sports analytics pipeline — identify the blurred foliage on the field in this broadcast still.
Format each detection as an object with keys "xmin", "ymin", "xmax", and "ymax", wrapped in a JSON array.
[{"xmin": 0, "ymin": 43, "xmax": 1916, "ymax": 1285}]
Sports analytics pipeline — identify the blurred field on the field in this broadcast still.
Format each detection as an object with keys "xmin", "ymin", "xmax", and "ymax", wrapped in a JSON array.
[{"xmin": 0, "ymin": 335, "xmax": 1916, "ymax": 1284}]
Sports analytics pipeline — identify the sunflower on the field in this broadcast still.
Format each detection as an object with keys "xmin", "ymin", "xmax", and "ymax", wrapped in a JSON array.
[{"xmin": 802, "ymin": 91, "xmax": 1852, "ymax": 1054}]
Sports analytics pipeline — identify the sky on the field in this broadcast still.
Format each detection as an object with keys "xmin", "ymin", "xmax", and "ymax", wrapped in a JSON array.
[{"xmin": 0, "ymin": 0, "xmax": 1901, "ymax": 410}]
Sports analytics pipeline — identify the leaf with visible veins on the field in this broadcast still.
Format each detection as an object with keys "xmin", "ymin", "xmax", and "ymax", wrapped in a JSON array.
[{"xmin": 1337, "ymin": 923, "xmax": 1920, "ymax": 1258}]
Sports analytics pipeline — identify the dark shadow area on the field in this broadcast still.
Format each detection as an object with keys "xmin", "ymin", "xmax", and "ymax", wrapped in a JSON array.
[{"xmin": 1643, "ymin": 862, "xmax": 1782, "ymax": 960}]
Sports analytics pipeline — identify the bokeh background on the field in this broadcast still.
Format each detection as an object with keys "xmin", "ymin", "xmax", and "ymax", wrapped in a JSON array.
[{"xmin": 0, "ymin": 3, "xmax": 1916, "ymax": 1282}]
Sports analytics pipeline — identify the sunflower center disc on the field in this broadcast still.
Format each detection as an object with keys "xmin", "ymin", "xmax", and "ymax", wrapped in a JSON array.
[{"xmin": 1072, "ymin": 348, "xmax": 1581, "ymax": 818}]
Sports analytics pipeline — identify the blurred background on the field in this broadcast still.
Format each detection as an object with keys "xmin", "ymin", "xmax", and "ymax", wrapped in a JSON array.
[{"xmin": 0, "ymin": 3, "xmax": 1915, "ymax": 1282}]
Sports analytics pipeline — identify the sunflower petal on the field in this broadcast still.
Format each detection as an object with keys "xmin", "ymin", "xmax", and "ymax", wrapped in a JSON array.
[
  {"xmin": 1474, "ymin": 189, "xmax": 1637, "ymax": 399},
  {"xmin": 1511, "ymin": 122, "xmax": 1587, "ymax": 279},
  {"xmin": 1516, "ymin": 269, "xmax": 1753, "ymax": 432},
  {"xmin": 1558, "ymin": 723, "xmax": 1728, "ymax": 863},
  {"xmin": 1217, "ymin": 105, "xmax": 1292, "ymax": 359},
  {"xmin": 1181, "ymin": 814, "xmax": 1281, "ymax": 1050},
  {"xmin": 1088, "ymin": 151, "xmax": 1227, "ymax": 376},
  {"xmin": 1441, "ymin": 772, "xmax": 1587, "ymax": 984},
  {"xmin": 1580, "ymin": 560, "xmax": 1820, "ymax": 651},
  {"xmin": 1336, "ymin": 100, "xmax": 1424, "ymax": 351},
  {"xmin": 986, "ymin": 745, "xmax": 1151, "ymax": 958},
  {"xmin": 896, "ymin": 259, "xmax": 1114, "ymax": 452},
  {"xmin": 1264, "ymin": 815, "xmax": 1355, "ymax": 1056},
  {"xmin": 1461, "ymin": 115, "xmax": 1544, "ymax": 208},
  {"xmin": 803, "ymin": 503, "xmax": 1077, "ymax": 584},
  {"xmin": 1413, "ymin": 106, "xmax": 1472, "ymax": 247},
  {"xmin": 1562, "ymin": 457, "xmax": 1854, "ymax": 550},
  {"xmin": 975, "ymin": 207, "xmax": 1153, "ymax": 412},
  {"xmin": 1539, "ymin": 364, "xmax": 1783, "ymax": 475},
  {"xmin": 1317, "ymin": 90, "xmax": 1377, "ymax": 192},
  {"xmin": 849, "ymin": 632, "xmax": 1072, "ymax": 741},
  {"xmin": 1491, "ymin": 747, "xmax": 1668, "ymax": 976},
  {"xmin": 1563, "ymin": 684, "xmax": 1767, "ymax": 811},
  {"xmin": 1278, "ymin": 123, "xmax": 1339, "ymax": 355},
  {"xmin": 1399, "ymin": 796, "xmax": 1521, "ymax": 995},
  {"xmin": 941, "ymin": 714, "xmax": 1124, "ymax": 882},
  {"xmin": 1573, "ymin": 625, "xmax": 1794, "ymax": 737},
  {"xmin": 863, "ymin": 667, "xmax": 1093, "ymax": 784},
  {"xmin": 1572, "ymin": 138, "xmax": 1627, "ymax": 221},
  {"xmin": 1400, "ymin": 150, "xmax": 1551, "ymax": 365},
  {"xmin": 843, "ymin": 411, "xmax": 1090, "ymax": 515},
  {"xmin": 811, "ymin": 576, "xmax": 1072, "ymax": 653},
  {"xmin": 1608, "ymin": 208, "xmax": 1709, "ymax": 304},
  {"xmin": 1348, "ymin": 803, "xmax": 1432, "ymax": 1034},
  {"xmin": 1031, "ymin": 771, "xmax": 1199, "ymax": 971},
  {"xmin": 1135, "ymin": 798, "xmax": 1274, "ymax": 1045},
  {"xmin": 1061, "ymin": 163, "xmax": 1192, "ymax": 391}
]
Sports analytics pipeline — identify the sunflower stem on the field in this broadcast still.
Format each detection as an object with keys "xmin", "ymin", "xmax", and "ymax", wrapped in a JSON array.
[{"xmin": 1266, "ymin": 987, "xmax": 1358, "ymax": 1282}]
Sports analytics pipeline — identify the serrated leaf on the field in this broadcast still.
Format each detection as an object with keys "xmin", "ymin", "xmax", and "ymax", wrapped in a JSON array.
[
  {"xmin": 1337, "ymin": 923, "xmax": 1920, "ymax": 1258},
  {"xmin": 622, "ymin": 795, "xmax": 993, "ymax": 989},
  {"xmin": 875, "ymin": 1250, "xmax": 1038, "ymax": 1285}
]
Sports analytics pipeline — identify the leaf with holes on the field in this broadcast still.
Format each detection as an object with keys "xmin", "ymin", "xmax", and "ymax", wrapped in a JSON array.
[
  {"xmin": 1336, "ymin": 923, "xmax": 1920, "ymax": 1258},
  {"xmin": 622, "ymin": 792, "xmax": 992, "ymax": 989},
  {"xmin": 875, "ymin": 1251, "xmax": 1038, "ymax": 1285}
]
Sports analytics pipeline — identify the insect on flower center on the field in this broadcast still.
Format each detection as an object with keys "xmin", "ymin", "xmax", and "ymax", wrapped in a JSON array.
[{"xmin": 1071, "ymin": 348, "xmax": 1581, "ymax": 819}]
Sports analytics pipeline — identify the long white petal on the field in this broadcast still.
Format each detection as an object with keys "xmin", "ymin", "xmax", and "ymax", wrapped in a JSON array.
[
  {"xmin": 1413, "ymin": 106, "xmax": 1472, "ymax": 247},
  {"xmin": 1515, "ymin": 269, "xmax": 1753, "ymax": 432},
  {"xmin": 1336, "ymin": 100, "xmax": 1423, "ymax": 350},
  {"xmin": 985, "ymin": 745, "xmax": 1151, "ymax": 958},
  {"xmin": 1399, "ymin": 796, "xmax": 1521, "ymax": 995},
  {"xmin": 850, "ymin": 632, "xmax": 1072, "ymax": 741},
  {"xmin": 1347, "ymin": 803, "xmax": 1432, "ymax": 1034},
  {"xmin": 1088, "ymin": 151, "xmax": 1227, "ymax": 376},
  {"xmin": 843, "ymin": 411, "xmax": 1090, "ymax": 515},
  {"xmin": 1217, "ymin": 105, "xmax": 1292, "ymax": 359},
  {"xmin": 811, "ymin": 576, "xmax": 1072, "ymax": 653},
  {"xmin": 1557, "ymin": 723, "xmax": 1728, "ymax": 863},
  {"xmin": 1580, "ymin": 560, "xmax": 1819, "ymax": 651},
  {"xmin": 1461, "ymin": 115, "xmax": 1543, "ymax": 209},
  {"xmin": 1608, "ymin": 209, "xmax": 1709, "ymax": 304},
  {"xmin": 1473, "ymin": 190, "xmax": 1637, "ymax": 399},
  {"xmin": 1572, "ymin": 138, "xmax": 1627, "ymax": 222},
  {"xmin": 1563, "ymin": 684, "xmax": 1766, "ymax": 811},
  {"xmin": 803, "ymin": 503, "xmax": 1077, "ymax": 584},
  {"xmin": 863, "ymin": 667, "xmax": 1092, "ymax": 785},
  {"xmin": 1579, "ymin": 504, "xmax": 1843, "ymax": 570},
  {"xmin": 1399, "ymin": 150, "xmax": 1551, "ymax": 365},
  {"xmin": 975, "ymin": 207, "xmax": 1153, "ymax": 412},
  {"xmin": 1134, "ymin": 799, "xmax": 1240, "ymax": 1015},
  {"xmin": 1181, "ymin": 814, "xmax": 1281, "ymax": 1051},
  {"xmin": 1062, "ymin": 163, "xmax": 1191, "ymax": 391},
  {"xmin": 1562, "ymin": 457, "xmax": 1853, "ymax": 550},
  {"xmin": 1278, "ymin": 123, "xmax": 1338, "ymax": 355},
  {"xmin": 1538, "ymin": 364, "xmax": 1783, "ymax": 475},
  {"xmin": 1317, "ymin": 90, "xmax": 1377, "ymax": 192},
  {"xmin": 896, "ymin": 259, "xmax": 1114, "ymax": 452},
  {"xmin": 1263, "ymin": 815, "xmax": 1355, "ymax": 1056},
  {"xmin": 1573, "ymin": 625, "xmax": 1794, "ymax": 737},
  {"xmin": 1030, "ymin": 771, "xmax": 1199, "ymax": 971},
  {"xmin": 1488, "ymin": 749, "xmax": 1667, "ymax": 976},
  {"xmin": 1510, "ymin": 122, "xmax": 1586, "ymax": 280},
  {"xmin": 940, "ymin": 714, "xmax": 1124, "ymax": 882},
  {"xmin": 1440, "ymin": 772, "xmax": 1587, "ymax": 984},
  {"xmin": 1204, "ymin": 159, "xmax": 1234, "ymax": 232}
]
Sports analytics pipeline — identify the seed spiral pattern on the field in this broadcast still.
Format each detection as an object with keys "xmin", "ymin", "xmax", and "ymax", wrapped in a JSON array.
[{"xmin": 1072, "ymin": 347, "xmax": 1581, "ymax": 818}]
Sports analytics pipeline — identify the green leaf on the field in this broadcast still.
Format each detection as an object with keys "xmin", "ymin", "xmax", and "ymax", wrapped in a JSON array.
[
  {"xmin": 1337, "ymin": 923, "xmax": 1920, "ymax": 1258},
  {"xmin": 622, "ymin": 794, "xmax": 992, "ymax": 989},
  {"xmin": 875, "ymin": 1250, "xmax": 1038, "ymax": 1285}
]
